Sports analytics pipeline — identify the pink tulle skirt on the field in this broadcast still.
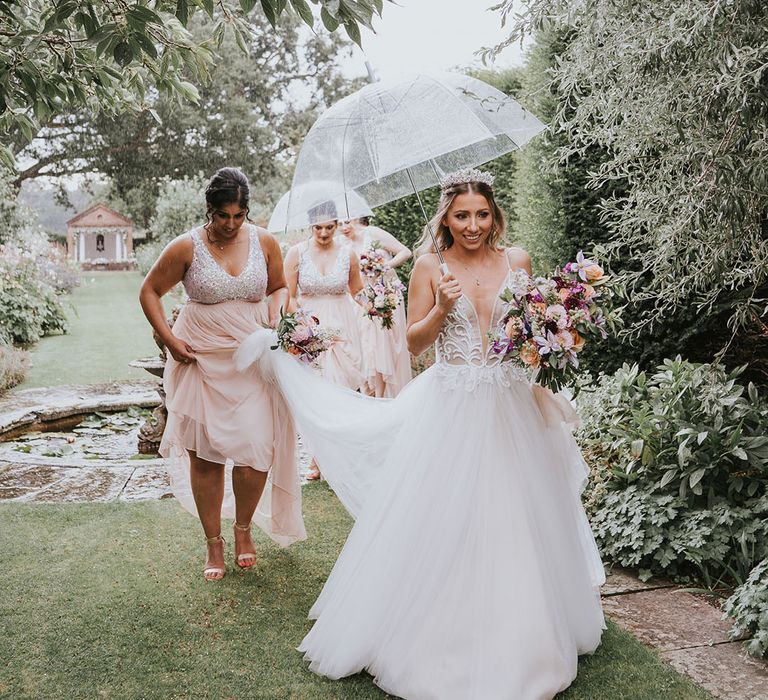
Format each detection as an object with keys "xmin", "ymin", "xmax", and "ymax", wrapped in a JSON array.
[
  {"xmin": 160, "ymin": 299, "xmax": 306, "ymax": 548},
  {"xmin": 360, "ymin": 299, "xmax": 412, "ymax": 398},
  {"xmin": 299, "ymin": 293, "xmax": 365, "ymax": 391}
]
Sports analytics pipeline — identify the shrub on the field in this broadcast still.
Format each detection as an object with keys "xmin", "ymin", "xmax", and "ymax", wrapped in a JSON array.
[
  {"xmin": 579, "ymin": 359, "xmax": 768, "ymax": 506},
  {"xmin": 0, "ymin": 245, "xmax": 68, "ymax": 345},
  {"xmin": 0, "ymin": 340, "xmax": 28, "ymax": 393},
  {"xmin": 135, "ymin": 240, "xmax": 164, "ymax": 276},
  {"xmin": 589, "ymin": 487, "xmax": 768, "ymax": 585},
  {"xmin": 148, "ymin": 176, "xmax": 204, "ymax": 246},
  {"xmin": 577, "ymin": 358, "xmax": 768, "ymax": 585},
  {"xmin": 723, "ymin": 559, "xmax": 768, "ymax": 658}
]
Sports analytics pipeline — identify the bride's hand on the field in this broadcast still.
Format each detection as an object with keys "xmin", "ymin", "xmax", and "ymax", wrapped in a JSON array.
[{"xmin": 436, "ymin": 272, "xmax": 462, "ymax": 313}]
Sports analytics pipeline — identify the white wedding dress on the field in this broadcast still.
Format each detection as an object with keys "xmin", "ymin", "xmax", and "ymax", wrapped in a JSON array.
[{"xmin": 235, "ymin": 261, "xmax": 605, "ymax": 700}]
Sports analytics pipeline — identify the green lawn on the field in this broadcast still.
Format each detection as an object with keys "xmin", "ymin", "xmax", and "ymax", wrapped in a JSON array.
[
  {"xmin": 19, "ymin": 271, "xmax": 177, "ymax": 390},
  {"xmin": 0, "ymin": 486, "xmax": 712, "ymax": 700}
]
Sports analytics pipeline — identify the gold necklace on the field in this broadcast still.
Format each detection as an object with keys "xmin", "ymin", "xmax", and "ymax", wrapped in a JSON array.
[
  {"xmin": 458, "ymin": 261, "xmax": 483, "ymax": 286},
  {"xmin": 206, "ymin": 228, "xmax": 243, "ymax": 251}
]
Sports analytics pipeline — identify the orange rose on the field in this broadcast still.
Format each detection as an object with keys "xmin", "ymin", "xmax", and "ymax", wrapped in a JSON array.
[
  {"xmin": 584, "ymin": 264, "xmax": 604, "ymax": 282},
  {"xmin": 570, "ymin": 330, "xmax": 586, "ymax": 352},
  {"xmin": 582, "ymin": 284, "xmax": 596, "ymax": 300},
  {"xmin": 519, "ymin": 341, "xmax": 541, "ymax": 368},
  {"xmin": 558, "ymin": 288, "xmax": 570, "ymax": 303},
  {"xmin": 505, "ymin": 318, "xmax": 522, "ymax": 341}
]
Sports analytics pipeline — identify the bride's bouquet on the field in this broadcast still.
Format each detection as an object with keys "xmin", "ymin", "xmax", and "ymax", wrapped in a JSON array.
[
  {"xmin": 272, "ymin": 309, "xmax": 334, "ymax": 366},
  {"xmin": 489, "ymin": 252, "xmax": 617, "ymax": 393},
  {"xmin": 359, "ymin": 241, "xmax": 406, "ymax": 330}
]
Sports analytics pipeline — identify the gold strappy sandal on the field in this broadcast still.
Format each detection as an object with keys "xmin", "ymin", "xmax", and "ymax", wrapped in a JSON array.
[
  {"xmin": 203, "ymin": 534, "xmax": 226, "ymax": 581},
  {"xmin": 233, "ymin": 522, "xmax": 257, "ymax": 570}
]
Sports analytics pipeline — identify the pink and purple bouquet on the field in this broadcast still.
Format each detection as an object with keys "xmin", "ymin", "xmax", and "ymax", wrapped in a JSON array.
[
  {"xmin": 272, "ymin": 309, "xmax": 333, "ymax": 366},
  {"xmin": 358, "ymin": 241, "xmax": 406, "ymax": 330},
  {"xmin": 361, "ymin": 274, "xmax": 406, "ymax": 330},
  {"xmin": 359, "ymin": 241, "xmax": 389, "ymax": 279},
  {"xmin": 489, "ymin": 252, "xmax": 617, "ymax": 392}
]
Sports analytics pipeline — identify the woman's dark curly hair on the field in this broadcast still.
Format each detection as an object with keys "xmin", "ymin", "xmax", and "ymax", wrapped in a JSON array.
[{"xmin": 204, "ymin": 167, "xmax": 250, "ymax": 224}]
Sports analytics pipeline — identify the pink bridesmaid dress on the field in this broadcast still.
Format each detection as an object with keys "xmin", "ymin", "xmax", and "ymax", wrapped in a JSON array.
[
  {"xmin": 296, "ymin": 241, "xmax": 366, "ymax": 392},
  {"xmin": 159, "ymin": 224, "xmax": 306, "ymax": 547},
  {"xmin": 356, "ymin": 229, "xmax": 412, "ymax": 398}
]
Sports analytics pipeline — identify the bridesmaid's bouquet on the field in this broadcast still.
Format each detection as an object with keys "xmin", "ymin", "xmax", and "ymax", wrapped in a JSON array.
[
  {"xmin": 359, "ymin": 241, "xmax": 389, "ymax": 279},
  {"xmin": 272, "ymin": 309, "xmax": 334, "ymax": 365},
  {"xmin": 359, "ymin": 241, "xmax": 406, "ymax": 330},
  {"xmin": 489, "ymin": 252, "xmax": 618, "ymax": 392},
  {"xmin": 361, "ymin": 275, "xmax": 406, "ymax": 330}
]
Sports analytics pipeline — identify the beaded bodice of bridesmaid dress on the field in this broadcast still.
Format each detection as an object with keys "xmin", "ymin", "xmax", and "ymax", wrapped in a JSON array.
[
  {"xmin": 183, "ymin": 226, "xmax": 268, "ymax": 304},
  {"xmin": 298, "ymin": 241, "xmax": 350, "ymax": 296}
]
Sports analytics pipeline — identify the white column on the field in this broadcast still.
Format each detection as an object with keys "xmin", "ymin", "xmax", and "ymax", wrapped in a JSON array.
[{"xmin": 78, "ymin": 232, "xmax": 85, "ymax": 261}]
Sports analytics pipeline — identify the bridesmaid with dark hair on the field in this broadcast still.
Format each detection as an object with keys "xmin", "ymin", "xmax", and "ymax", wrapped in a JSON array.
[{"xmin": 139, "ymin": 167, "xmax": 306, "ymax": 582}]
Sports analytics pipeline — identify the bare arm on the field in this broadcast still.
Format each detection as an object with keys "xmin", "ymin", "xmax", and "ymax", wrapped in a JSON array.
[
  {"xmin": 506, "ymin": 246, "xmax": 533, "ymax": 275},
  {"xmin": 406, "ymin": 255, "xmax": 462, "ymax": 357},
  {"xmin": 283, "ymin": 246, "xmax": 300, "ymax": 313},
  {"xmin": 371, "ymin": 227, "xmax": 412, "ymax": 269},
  {"xmin": 348, "ymin": 249, "xmax": 364, "ymax": 298},
  {"xmin": 260, "ymin": 231, "xmax": 288, "ymax": 327},
  {"xmin": 138, "ymin": 235, "xmax": 196, "ymax": 363}
]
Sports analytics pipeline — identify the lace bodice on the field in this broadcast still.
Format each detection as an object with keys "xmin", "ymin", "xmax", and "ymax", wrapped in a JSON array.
[
  {"xmin": 434, "ymin": 266, "xmax": 528, "ymax": 390},
  {"xmin": 183, "ymin": 226, "xmax": 268, "ymax": 304},
  {"xmin": 298, "ymin": 241, "xmax": 350, "ymax": 296}
]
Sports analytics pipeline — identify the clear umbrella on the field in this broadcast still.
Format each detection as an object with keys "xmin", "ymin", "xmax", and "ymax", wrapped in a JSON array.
[
  {"xmin": 284, "ymin": 71, "xmax": 546, "ymax": 259},
  {"xmin": 267, "ymin": 181, "xmax": 374, "ymax": 233}
]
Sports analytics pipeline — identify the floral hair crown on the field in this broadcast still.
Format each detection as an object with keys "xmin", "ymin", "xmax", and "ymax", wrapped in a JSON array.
[{"xmin": 439, "ymin": 167, "xmax": 495, "ymax": 192}]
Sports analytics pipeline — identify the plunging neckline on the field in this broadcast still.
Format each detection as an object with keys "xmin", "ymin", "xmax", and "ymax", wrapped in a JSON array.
[
  {"xmin": 198, "ymin": 226, "xmax": 252, "ymax": 278},
  {"xmin": 459, "ymin": 269, "xmax": 512, "ymax": 356},
  {"xmin": 306, "ymin": 241, "xmax": 343, "ymax": 278}
]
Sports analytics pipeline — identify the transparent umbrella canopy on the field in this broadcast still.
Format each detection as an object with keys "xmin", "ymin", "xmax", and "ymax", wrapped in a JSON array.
[
  {"xmin": 267, "ymin": 181, "xmax": 374, "ymax": 233},
  {"xmin": 283, "ymin": 71, "xmax": 546, "ymax": 256}
]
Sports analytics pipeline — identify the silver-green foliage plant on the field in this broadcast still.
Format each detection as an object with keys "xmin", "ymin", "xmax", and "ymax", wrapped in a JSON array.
[
  {"xmin": 490, "ymin": 0, "xmax": 768, "ymax": 368},
  {"xmin": 576, "ymin": 358, "xmax": 768, "ymax": 584},
  {"xmin": 723, "ymin": 559, "xmax": 768, "ymax": 658}
]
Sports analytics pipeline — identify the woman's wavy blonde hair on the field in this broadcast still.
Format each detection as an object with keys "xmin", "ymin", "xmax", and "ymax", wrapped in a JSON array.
[{"xmin": 414, "ymin": 180, "xmax": 506, "ymax": 257}]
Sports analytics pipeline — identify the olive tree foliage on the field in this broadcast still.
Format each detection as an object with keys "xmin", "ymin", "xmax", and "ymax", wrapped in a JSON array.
[
  {"xmin": 488, "ymin": 0, "xmax": 768, "ymax": 377},
  {"xmin": 0, "ymin": 0, "xmax": 388, "ymax": 175}
]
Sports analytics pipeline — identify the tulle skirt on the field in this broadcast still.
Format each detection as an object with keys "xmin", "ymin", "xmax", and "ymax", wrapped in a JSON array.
[
  {"xmin": 299, "ymin": 293, "xmax": 365, "ymax": 391},
  {"xmin": 360, "ymin": 297, "xmax": 412, "ymax": 397},
  {"xmin": 160, "ymin": 300, "xmax": 305, "ymax": 548},
  {"xmin": 235, "ymin": 331, "xmax": 605, "ymax": 699}
]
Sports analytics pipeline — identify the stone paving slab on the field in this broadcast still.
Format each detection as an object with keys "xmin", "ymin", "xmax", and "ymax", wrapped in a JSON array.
[
  {"xmin": 602, "ymin": 568, "xmax": 675, "ymax": 596},
  {"xmin": 662, "ymin": 642, "xmax": 768, "ymax": 700},
  {"xmin": 602, "ymin": 587, "xmax": 733, "ymax": 650},
  {"xmin": 6, "ymin": 465, "xmax": 134, "ymax": 502},
  {"xmin": 118, "ymin": 466, "xmax": 172, "ymax": 501},
  {"xmin": 0, "ymin": 381, "xmax": 160, "ymax": 436}
]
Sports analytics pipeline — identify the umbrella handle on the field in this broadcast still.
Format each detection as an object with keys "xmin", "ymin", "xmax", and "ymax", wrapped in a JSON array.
[{"xmin": 439, "ymin": 263, "xmax": 449, "ymax": 275}]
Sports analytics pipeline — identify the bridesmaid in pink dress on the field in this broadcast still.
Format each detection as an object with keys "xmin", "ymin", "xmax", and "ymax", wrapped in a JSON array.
[
  {"xmin": 284, "ymin": 201, "xmax": 365, "ymax": 479},
  {"xmin": 340, "ymin": 217, "xmax": 413, "ymax": 397},
  {"xmin": 139, "ymin": 167, "xmax": 305, "ymax": 582}
]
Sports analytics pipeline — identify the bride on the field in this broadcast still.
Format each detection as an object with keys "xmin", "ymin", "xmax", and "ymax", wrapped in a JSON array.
[{"xmin": 236, "ymin": 168, "xmax": 605, "ymax": 699}]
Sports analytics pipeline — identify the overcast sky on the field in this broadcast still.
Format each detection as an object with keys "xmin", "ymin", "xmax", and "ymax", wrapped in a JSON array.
[{"xmin": 343, "ymin": 0, "xmax": 527, "ymax": 82}]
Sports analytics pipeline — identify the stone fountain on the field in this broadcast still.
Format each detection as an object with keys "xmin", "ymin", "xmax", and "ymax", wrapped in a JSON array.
[{"xmin": 129, "ymin": 306, "xmax": 181, "ymax": 454}]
